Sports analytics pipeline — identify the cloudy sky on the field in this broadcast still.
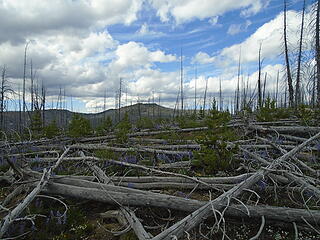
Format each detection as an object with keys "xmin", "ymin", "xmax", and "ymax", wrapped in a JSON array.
[{"xmin": 0, "ymin": 0, "xmax": 310, "ymax": 112}]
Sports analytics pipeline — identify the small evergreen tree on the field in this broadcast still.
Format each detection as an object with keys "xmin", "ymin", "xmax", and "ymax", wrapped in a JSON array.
[
  {"xmin": 43, "ymin": 120, "xmax": 60, "ymax": 138},
  {"xmin": 96, "ymin": 116, "xmax": 113, "ymax": 135},
  {"xmin": 30, "ymin": 110, "xmax": 43, "ymax": 138},
  {"xmin": 68, "ymin": 114, "xmax": 92, "ymax": 138},
  {"xmin": 193, "ymin": 100, "xmax": 238, "ymax": 174},
  {"xmin": 115, "ymin": 113, "xmax": 131, "ymax": 143}
]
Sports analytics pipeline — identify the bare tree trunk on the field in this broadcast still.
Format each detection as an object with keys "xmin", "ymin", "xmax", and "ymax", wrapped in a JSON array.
[
  {"xmin": 194, "ymin": 64, "xmax": 197, "ymax": 114},
  {"xmin": 30, "ymin": 59, "xmax": 34, "ymax": 112},
  {"xmin": 263, "ymin": 72, "xmax": 267, "ymax": 104},
  {"xmin": 316, "ymin": 0, "xmax": 320, "ymax": 106},
  {"xmin": 118, "ymin": 77, "xmax": 122, "ymax": 122},
  {"xmin": 18, "ymin": 86, "xmax": 22, "ymax": 133},
  {"xmin": 295, "ymin": 0, "xmax": 306, "ymax": 107},
  {"xmin": 22, "ymin": 42, "xmax": 29, "ymax": 125},
  {"xmin": 258, "ymin": 43, "xmax": 262, "ymax": 109},
  {"xmin": 41, "ymin": 84, "xmax": 46, "ymax": 128},
  {"xmin": 180, "ymin": 47, "xmax": 184, "ymax": 116},
  {"xmin": 284, "ymin": 0, "xmax": 294, "ymax": 107},
  {"xmin": 219, "ymin": 77, "xmax": 223, "ymax": 111},
  {"xmin": 0, "ymin": 66, "xmax": 6, "ymax": 130},
  {"xmin": 103, "ymin": 88, "xmax": 106, "ymax": 121},
  {"xmin": 236, "ymin": 47, "xmax": 241, "ymax": 112},
  {"xmin": 276, "ymin": 70, "xmax": 279, "ymax": 107},
  {"xmin": 203, "ymin": 76, "xmax": 208, "ymax": 116}
]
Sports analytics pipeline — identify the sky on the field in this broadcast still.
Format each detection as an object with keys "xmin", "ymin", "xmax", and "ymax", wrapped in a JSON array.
[{"xmin": 0, "ymin": 0, "xmax": 312, "ymax": 113}]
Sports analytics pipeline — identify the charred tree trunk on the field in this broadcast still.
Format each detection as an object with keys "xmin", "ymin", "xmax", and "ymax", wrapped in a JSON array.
[
  {"xmin": 295, "ymin": 0, "xmax": 306, "ymax": 107},
  {"xmin": 118, "ymin": 77, "xmax": 122, "ymax": 122},
  {"xmin": 236, "ymin": 48, "xmax": 241, "ymax": 112},
  {"xmin": 258, "ymin": 43, "xmax": 262, "ymax": 109},
  {"xmin": 180, "ymin": 47, "xmax": 184, "ymax": 116},
  {"xmin": 316, "ymin": 0, "xmax": 320, "ymax": 106},
  {"xmin": 203, "ymin": 77, "xmax": 208, "ymax": 116},
  {"xmin": 284, "ymin": 0, "xmax": 294, "ymax": 107}
]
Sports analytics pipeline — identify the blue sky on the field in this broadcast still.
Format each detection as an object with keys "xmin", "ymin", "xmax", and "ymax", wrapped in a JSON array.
[{"xmin": 0, "ymin": 0, "xmax": 313, "ymax": 112}]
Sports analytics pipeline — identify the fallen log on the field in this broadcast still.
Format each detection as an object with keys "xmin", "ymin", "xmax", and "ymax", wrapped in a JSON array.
[
  {"xmin": 151, "ymin": 131, "xmax": 320, "ymax": 239},
  {"xmin": 41, "ymin": 181, "xmax": 320, "ymax": 226},
  {"xmin": 70, "ymin": 144, "xmax": 192, "ymax": 156},
  {"xmin": 249, "ymin": 125, "xmax": 320, "ymax": 134},
  {"xmin": 82, "ymin": 151, "xmax": 152, "ymax": 240},
  {"xmin": 257, "ymin": 136, "xmax": 319, "ymax": 176},
  {"xmin": 0, "ymin": 147, "xmax": 70, "ymax": 238},
  {"xmin": 79, "ymin": 127, "xmax": 209, "ymax": 143},
  {"xmin": 129, "ymin": 138, "xmax": 196, "ymax": 145}
]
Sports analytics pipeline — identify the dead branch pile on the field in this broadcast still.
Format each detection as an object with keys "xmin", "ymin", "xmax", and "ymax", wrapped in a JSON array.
[{"xmin": 1, "ymin": 120, "xmax": 320, "ymax": 239}]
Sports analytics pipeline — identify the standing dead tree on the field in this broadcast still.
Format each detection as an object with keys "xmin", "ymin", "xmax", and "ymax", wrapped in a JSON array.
[
  {"xmin": 284, "ymin": 0, "xmax": 294, "ymax": 107},
  {"xmin": 316, "ymin": 0, "xmax": 320, "ymax": 106},
  {"xmin": 202, "ymin": 76, "xmax": 208, "ymax": 116},
  {"xmin": 22, "ymin": 42, "xmax": 30, "ymax": 127},
  {"xmin": 0, "ymin": 66, "xmax": 13, "ymax": 130},
  {"xmin": 258, "ymin": 43, "xmax": 263, "ymax": 109},
  {"xmin": 236, "ymin": 47, "xmax": 241, "ymax": 112},
  {"xmin": 295, "ymin": 0, "xmax": 306, "ymax": 107},
  {"xmin": 180, "ymin": 47, "xmax": 184, "ymax": 116},
  {"xmin": 194, "ymin": 64, "xmax": 197, "ymax": 114},
  {"xmin": 118, "ymin": 77, "xmax": 122, "ymax": 122}
]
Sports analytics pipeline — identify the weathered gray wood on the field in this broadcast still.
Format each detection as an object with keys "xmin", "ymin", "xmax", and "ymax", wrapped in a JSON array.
[
  {"xmin": 151, "ymin": 131, "xmax": 320, "ymax": 240},
  {"xmin": 0, "ymin": 170, "xmax": 49, "ymax": 238},
  {"xmin": 109, "ymin": 173, "xmax": 252, "ymax": 184},
  {"xmin": 284, "ymin": 172, "xmax": 320, "ymax": 198},
  {"xmin": 43, "ymin": 182, "xmax": 202, "ymax": 212},
  {"xmin": 71, "ymin": 143, "xmax": 191, "ymax": 156},
  {"xmin": 42, "ymin": 180, "xmax": 320, "ymax": 226},
  {"xmin": 79, "ymin": 127, "xmax": 209, "ymax": 143},
  {"xmin": 135, "ymin": 144, "xmax": 200, "ymax": 150},
  {"xmin": 157, "ymin": 161, "xmax": 191, "ymax": 169},
  {"xmin": 129, "ymin": 138, "xmax": 196, "ymax": 144},
  {"xmin": 249, "ymin": 125, "xmax": 320, "ymax": 134},
  {"xmin": 238, "ymin": 146, "xmax": 270, "ymax": 165},
  {"xmin": 81, "ymin": 150, "xmax": 152, "ymax": 240},
  {"xmin": 151, "ymin": 170, "xmax": 266, "ymax": 240},
  {"xmin": 240, "ymin": 144, "xmax": 318, "ymax": 151},
  {"xmin": 0, "ymin": 147, "xmax": 70, "ymax": 238},
  {"xmin": 279, "ymin": 134, "xmax": 308, "ymax": 143},
  {"xmin": 257, "ymin": 136, "xmax": 319, "ymax": 176}
]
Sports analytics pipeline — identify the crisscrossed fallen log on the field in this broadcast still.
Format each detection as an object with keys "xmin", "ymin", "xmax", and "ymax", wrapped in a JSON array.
[
  {"xmin": 40, "ymin": 177, "xmax": 320, "ymax": 227},
  {"xmin": 150, "ymin": 131, "xmax": 320, "ymax": 240},
  {"xmin": 257, "ymin": 136, "xmax": 319, "ymax": 176},
  {"xmin": 83, "ymin": 151, "xmax": 152, "ymax": 240},
  {"xmin": 70, "ymin": 143, "xmax": 192, "ymax": 156},
  {"xmin": 249, "ymin": 125, "xmax": 320, "ymax": 134},
  {"xmin": 79, "ymin": 127, "xmax": 209, "ymax": 143},
  {"xmin": 0, "ymin": 147, "xmax": 70, "ymax": 238}
]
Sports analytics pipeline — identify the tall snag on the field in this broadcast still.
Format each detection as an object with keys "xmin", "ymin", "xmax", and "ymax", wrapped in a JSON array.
[
  {"xmin": 258, "ymin": 43, "xmax": 263, "ymax": 109},
  {"xmin": 295, "ymin": 0, "xmax": 306, "ymax": 107},
  {"xmin": 316, "ymin": 0, "xmax": 320, "ymax": 106},
  {"xmin": 0, "ymin": 66, "xmax": 13, "ymax": 130},
  {"xmin": 284, "ymin": 0, "xmax": 294, "ymax": 107}
]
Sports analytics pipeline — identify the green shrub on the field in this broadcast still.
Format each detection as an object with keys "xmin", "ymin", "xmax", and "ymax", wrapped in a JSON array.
[
  {"xmin": 115, "ymin": 113, "xmax": 131, "ymax": 143},
  {"xmin": 68, "ymin": 114, "xmax": 92, "ymax": 138},
  {"xmin": 96, "ymin": 116, "xmax": 113, "ymax": 135},
  {"xmin": 176, "ymin": 115, "xmax": 203, "ymax": 128},
  {"xmin": 136, "ymin": 117, "xmax": 155, "ymax": 129},
  {"xmin": 296, "ymin": 104, "xmax": 319, "ymax": 126},
  {"xmin": 193, "ymin": 100, "xmax": 238, "ymax": 174},
  {"xmin": 43, "ymin": 120, "xmax": 60, "ymax": 138},
  {"xmin": 256, "ymin": 97, "xmax": 291, "ymax": 122},
  {"xmin": 30, "ymin": 110, "xmax": 43, "ymax": 138}
]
